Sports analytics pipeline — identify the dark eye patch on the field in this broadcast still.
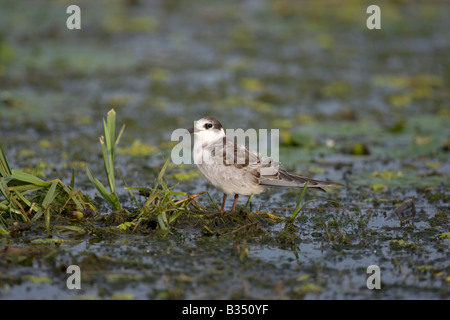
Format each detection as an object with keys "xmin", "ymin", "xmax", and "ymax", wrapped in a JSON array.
[{"xmin": 202, "ymin": 117, "xmax": 223, "ymax": 131}]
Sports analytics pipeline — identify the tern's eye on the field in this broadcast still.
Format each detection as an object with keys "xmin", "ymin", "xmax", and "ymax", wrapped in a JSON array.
[{"xmin": 205, "ymin": 123, "xmax": 213, "ymax": 129}]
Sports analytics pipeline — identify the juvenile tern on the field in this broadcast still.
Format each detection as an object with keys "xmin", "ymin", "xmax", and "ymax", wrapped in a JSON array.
[{"xmin": 188, "ymin": 116, "xmax": 343, "ymax": 213}]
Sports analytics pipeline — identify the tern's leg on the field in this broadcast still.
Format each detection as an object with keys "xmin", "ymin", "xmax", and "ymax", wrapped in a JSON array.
[
  {"xmin": 231, "ymin": 194, "xmax": 239, "ymax": 212},
  {"xmin": 220, "ymin": 194, "xmax": 227, "ymax": 212},
  {"xmin": 205, "ymin": 194, "xmax": 227, "ymax": 217}
]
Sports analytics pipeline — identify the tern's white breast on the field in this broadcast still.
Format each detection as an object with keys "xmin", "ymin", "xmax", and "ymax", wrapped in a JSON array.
[{"xmin": 194, "ymin": 136, "xmax": 265, "ymax": 196}]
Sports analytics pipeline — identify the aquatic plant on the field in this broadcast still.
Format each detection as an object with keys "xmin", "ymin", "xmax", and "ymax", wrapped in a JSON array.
[
  {"xmin": 0, "ymin": 141, "xmax": 93, "ymax": 234},
  {"xmin": 124, "ymin": 157, "xmax": 205, "ymax": 233},
  {"xmin": 81, "ymin": 109, "xmax": 205, "ymax": 233},
  {"xmin": 284, "ymin": 182, "xmax": 315, "ymax": 230},
  {"xmin": 86, "ymin": 109, "xmax": 125, "ymax": 211}
]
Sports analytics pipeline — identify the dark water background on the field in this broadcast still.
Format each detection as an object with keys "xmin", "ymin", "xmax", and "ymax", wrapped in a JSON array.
[{"xmin": 0, "ymin": 0, "xmax": 448, "ymax": 299}]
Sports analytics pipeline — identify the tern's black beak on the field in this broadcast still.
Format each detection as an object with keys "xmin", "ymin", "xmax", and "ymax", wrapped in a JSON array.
[{"xmin": 187, "ymin": 128, "xmax": 195, "ymax": 134}]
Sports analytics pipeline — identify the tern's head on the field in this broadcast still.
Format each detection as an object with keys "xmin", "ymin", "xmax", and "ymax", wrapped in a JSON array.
[{"xmin": 188, "ymin": 116, "xmax": 225, "ymax": 144}]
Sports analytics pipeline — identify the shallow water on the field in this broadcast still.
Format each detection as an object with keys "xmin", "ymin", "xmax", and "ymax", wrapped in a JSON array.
[{"xmin": 0, "ymin": 0, "xmax": 449, "ymax": 299}]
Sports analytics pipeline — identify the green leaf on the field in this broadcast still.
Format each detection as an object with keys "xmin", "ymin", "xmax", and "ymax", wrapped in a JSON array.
[
  {"xmin": 126, "ymin": 186, "xmax": 152, "ymax": 192},
  {"xmin": 156, "ymin": 157, "xmax": 171, "ymax": 183},
  {"xmin": 86, "ymin": 166, "xmax": 111, "ymax": 200},
  {"xmin": 85, "ymin": 109, "xmax": 126, "ymax": 211},
  {"xmin": 43, "ymin": 180, "xmax": 59, "ymax": 233},
  {"xmin": 86, "ymin": 166, "xmax": 121, "ymax": 210},
  {"xmin": 142, "ymin": 157, "xmax": 172, "ymax": 210},
  {"xmin": 13, "ymin": 189, "xmax": 33, "ymax": 208},
  {"xmin": 108, "ymin": 193, "xmax": 122, "ymax": 211},
  {"xmin": 157, "ymin": 211, "xmax": 169, "ymax": 231},
  {"xmin": 42, "ymin": 180, "xmax": 59, "ymax": 208},
  {"xmin": 55, "ymin": 225, "xmax": 86, "ymax": 235},
  {"xmin": 11, "ymin": 170, "xmax": 51, "ymax": 187},
  {"xmin": 100, "ymin": 135, "xmax": 115, "ymax": 193},
  {"xmin": 0, "ymin": 224, "xmax": 9, "ymax": 236},
  {"xmin": 167, "ymin": 191, "xmax": 187, "ymax": 196},
  {"xmin": 61, "ymin": 185, "xmax": 86, "ymax": 212},
  {"xmin": 290, "ymin": 181, "xmax": 309, "ymax": 222},
  {"xmin": 105, "ymin": 110, "xmax": 116, "ymax": 177},
  {"xmin": 206, "ymin": 192, "xmax": 221, "ymax": 212},
  {"xmin": 245, "ymin": 194, "xmax": 254, "ymax": 210},
  {"xmin": 116, "ymin": 124, "xmax": 125, "ymax": 148},
  {"xmin": 0, "ymin": 178, "xmax": 11, "ymax": 201},
  {"xmin": 285, "ymin": 182, "xmax": 318, "ymax": 229},
  {"xmin": 0, "ymin": 142, "xmax": 12, "ymax": 177},
  {"xmin": 0, "ymin": 179, "xmax": 28, "ymax": 221},
  {"xmin": 70, "ymin": 168, "xmax": 75, "ymax": 189},
  {"xmin": 117, "ymin": 221, "xmax": 134, "ymax": 231},
  {"xmin": 439, "ymin": 232, "xmax": 450, "ymax": 239},
  {"xmin": 105, "ymin": 109, "xmax": 116, "ymax": 158},
  {"xmin": 370, "ymin": 183, "xmax": 388, "ymax": 193},
  {"xmin": 169, "ymin": 209, "xmax": 184, "ymax": 224},
  {"xmin": 33, "ymin": 208, "xmax": 44, "ymax": 220},
  {"xmin": 117, "ymin": 167, "xmax": 140, "ymax": 209}
]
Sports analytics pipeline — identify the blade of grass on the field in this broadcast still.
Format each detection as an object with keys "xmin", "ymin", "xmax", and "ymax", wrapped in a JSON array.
[
  {"xmin": 146, "ymin": 157, "xmax": 171, "ymax": 202},
  {"xmin": 13, "ymin": 189, "xmax": 34, "ymax": 210},
  {"xmin": 0, "ymin": 178, "xmax": 29, "ymax": 222},
  {"xmin": 245, "ymin": 194, "xmax": 254, "ymax": 211},
  {"xmin": 33, "ymin": 207, "xmax": 44, "ymax": 220},
  {"xmin": 252, "ymin": 211, "xmax": 284, "ymax": 221},
  {"xmin": 87, "ymin": 109, "xmax": 125, "ymax": 211},
  {"xmin": 290, "ymin": 182, "xmax": 309, "ymax": 222},
  {"xmin": 133, "ymin": 157, "xmax": 179, "ymax": 232},
  {"xmin": 285, "ymin": 182, "xmax": 316, "ymax": 229},
  {"xmin": 86, "ymin": 166, "xmax": 118, "ymax": 209},
  {"xmin": 157, "ymin": 210, "xmax": 169, "ymax": 232},
  {"xmin": 1, "ymin": 142, "xmax": 94, "ymax": 227},
  {"xmin": 0, "ymin": 224, "xmax": 9, "ymax": 236},
  {"xmin": 100, "ymin": 136, "xmax": 115, "ymax": 193},
  {"xmin": 70, "ymin": 168, "xmax": 75, "ymax": 189},
  {"xmin": 61, "ymin": 186, "xmax": 86, "ymax": 213},
  {"xmin": 103, "ymin": 109, "xmax": 122, "ymax": 194},
  {"xmin": 173, "ymin": 192, "xmax": 203, "ymax": 206},
  {"xmin": 125, "ymin": 186, "xmax": 152, "ymax": 192},
  {"xmin": 206, "ymin": 192, "xmax": 220, "ymax": 212},
  {"xmin": 11, "ymin": 170, "xmax": 51, "ymax": 187},
  {"xmin": 168, "ymin": 209, "xmax": 184, "ymax": 224},
  {"xmin": 0, "ymin": 178, "xmax": 11, "ymax": 201},
  {"xmin": 8, "ymin": 184, "xmax": 43, "ymax": 194},
  {"xmin": 116, "ymin": 124, "xmax": 125, "ymax": 148},
  {"xmin": 0, "ymin": 142, "xmax": 12, "ymax": 177},
  {"xmin": 105, "ymin": 109, "xmax": 116, "ymax": 160},
  {"xmin": 0, "ymin": 202, "xmax": 22, "ymax": 215},
  {"xmin": 156, "ymin": 157, "xmax": 171, "ymax": 183},
  {"xmin": 116, "ymin": 167, "xmax": 140, "ymax": 210},
  {"xmin": 42, "ymin": 180, "xmax": 59, "ymax": 233}
]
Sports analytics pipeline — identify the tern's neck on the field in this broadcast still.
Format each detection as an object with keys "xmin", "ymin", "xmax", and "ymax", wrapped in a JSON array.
[
  {"xmin": 194, "ymin": 130, "xmax": 225, "ymax": 149},
  {"xmin": 193, "ymin": 130, "xmax": 225, "ymax": 165}
]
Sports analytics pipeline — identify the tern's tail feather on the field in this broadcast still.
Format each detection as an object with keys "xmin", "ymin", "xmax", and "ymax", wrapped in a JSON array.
[{"xmin": 260, "ymin": 169, "xmax": 343, "ymax": 192}]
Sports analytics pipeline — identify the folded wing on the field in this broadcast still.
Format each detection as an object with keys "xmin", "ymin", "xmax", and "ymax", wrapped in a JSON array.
[{"xmin": 206, "ymin": 137, "xmax": 343, "ymax": 191}]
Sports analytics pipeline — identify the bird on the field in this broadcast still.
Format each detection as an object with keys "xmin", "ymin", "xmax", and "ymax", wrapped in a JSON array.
[{"xmin": 187, "ymin": 116, "xmax": 343, "ymax": 213}]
